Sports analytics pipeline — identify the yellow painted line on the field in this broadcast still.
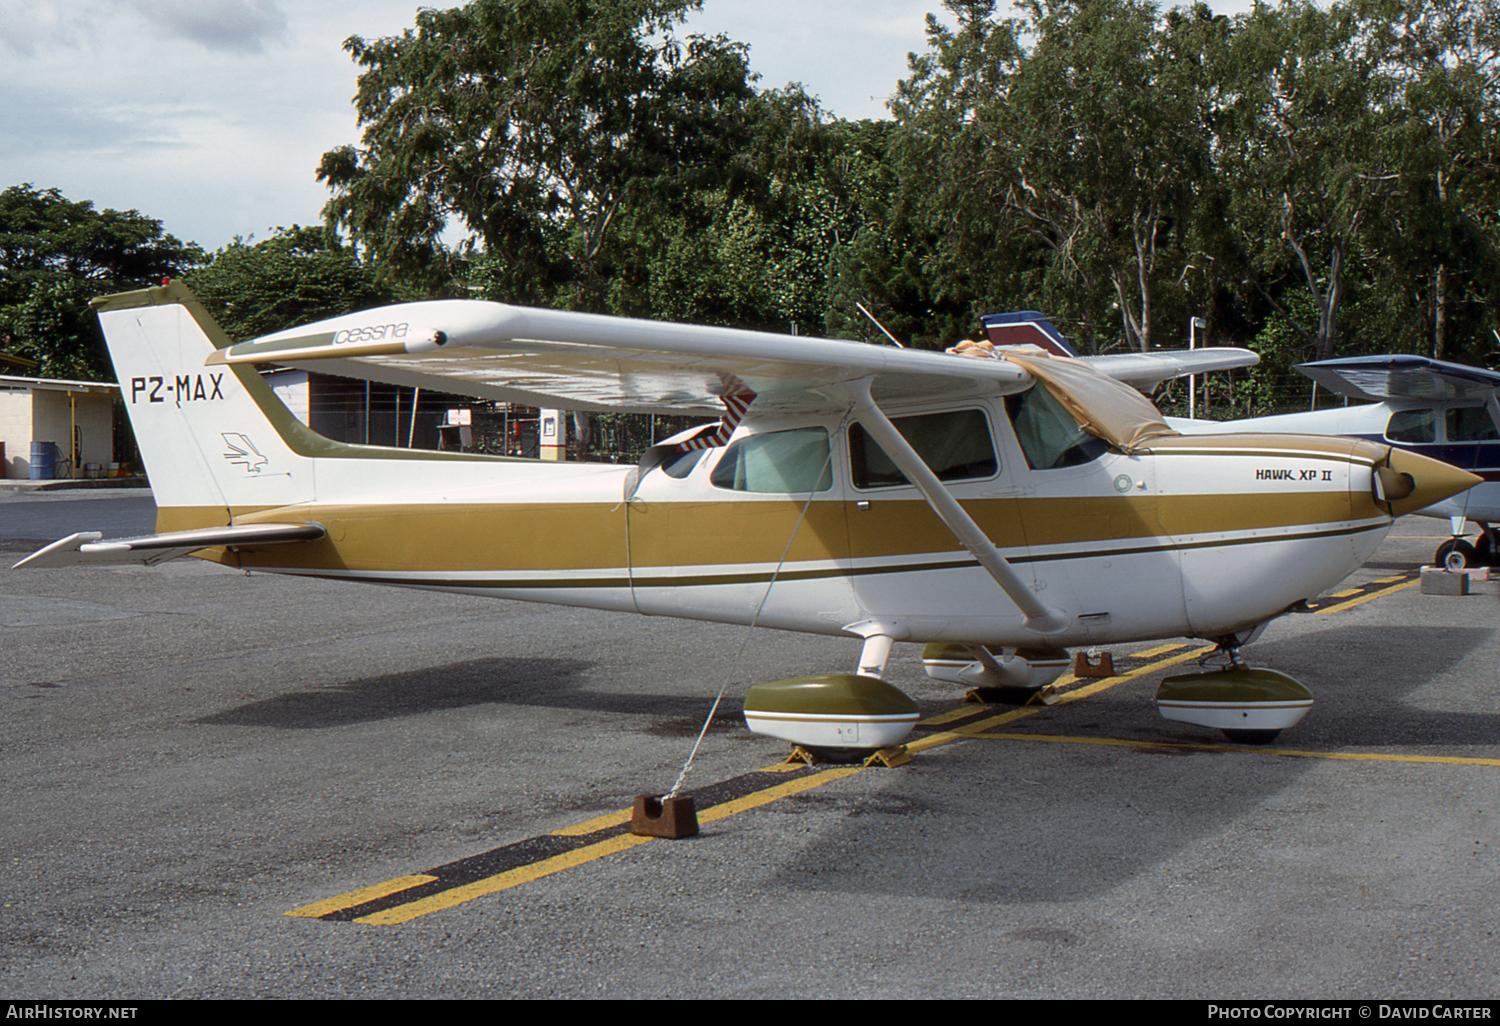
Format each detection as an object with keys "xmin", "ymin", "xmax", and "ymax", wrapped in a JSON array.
[
  {"xmin": 916, "ymin": 642, "xmax": 1197, "ymax": 731},
  {"xmin": 356, "ymin": 767, "xmax": 865, "ymax": 924},
  {"xmin": 1317, "ymin": 578, "xmax": 1419, "ymax": 615},
  {"xmin": 759, "ymin": 759, "xmax": 811, "ymax": 773},
  {"xmin": 971, "ymin": 731, "xmax": 1500, "ymax": 768},
  {"xmin": 697, "ymin": 766, "xmax": 863, "ymax": 823},
  {"xmin": 552, "ymin": 809, "xmax": 632, "ymax": 837},
  {"xmin": 285, "ymin": 875, "xmax": 438, "ymax": 919},
  {"xmin": 1132, "ymin": 642, "xmax": 1195, "ymax": 658},
  {"xmin": 906, "ymin": 644, "xmax": 1217, "ymax": 753},
  {"xmin": 920, "ymin": 702, "xmax": 1024, "ymax": 727},
  {"xmin": 357, "ymin": 834, "xmax": 654, "ymax": 925}
]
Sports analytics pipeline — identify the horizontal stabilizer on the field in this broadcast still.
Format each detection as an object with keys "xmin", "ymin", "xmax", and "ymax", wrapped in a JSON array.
[
  {"xmin": 978, "ymin": 311, "xmax": 1257, "ymax": 390},
  {"xmin": 980, "ymin": 311, "xmax": 1079, "ymax": 357},
  {"xmin": 12, "ymin": 522, "xmax": 325, "ymax": 569}
]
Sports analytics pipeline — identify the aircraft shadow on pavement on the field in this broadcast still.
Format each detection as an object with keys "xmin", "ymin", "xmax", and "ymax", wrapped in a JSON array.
[
  {"xmin": 196, "ymin": 656, "xmax": 597, "ymax": 729},
  {"xmin": 194, "ymin": 653, "xmax": 765, "ymax": 731}
]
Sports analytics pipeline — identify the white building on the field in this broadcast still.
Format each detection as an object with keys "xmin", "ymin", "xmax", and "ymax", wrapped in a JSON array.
[{"xmin": 0, "ymin": 375, "xmax": 120, "ymax": 480}]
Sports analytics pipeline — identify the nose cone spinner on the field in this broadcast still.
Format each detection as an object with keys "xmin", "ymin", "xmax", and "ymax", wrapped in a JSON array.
[{"xmin": 1375, "ymin": 448, "xmax": 1481, "ymax": 517}]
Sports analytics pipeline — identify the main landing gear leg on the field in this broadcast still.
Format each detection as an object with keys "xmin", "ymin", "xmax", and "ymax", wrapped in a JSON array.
[{"xmin": 1202, "ymin": 637, "xmax": 1280, "ymax": 745}]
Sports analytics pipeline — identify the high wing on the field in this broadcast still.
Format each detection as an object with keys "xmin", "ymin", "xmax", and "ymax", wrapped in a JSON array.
[
  {"xmin": 1086, "ymin": 348, "xmax": 1259, "ymax": 392},
  {"xmin": 976, "ymin": 310, "xmax": 1258, "ymax": 390},
  {"xmin": 1298, "ymin": 355, "xmax": 1500, "ymax": 403},
  {"xmin": 207, "ymin": 301, "xmax": 1258, "ymax": 411},
  {"xmin": 207, "ymin": 301, "xmax": 1035, "ymax": 414}
]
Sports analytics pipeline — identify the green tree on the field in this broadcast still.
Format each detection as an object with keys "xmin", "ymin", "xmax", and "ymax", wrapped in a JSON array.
[
  {"xmin": 885, "ymin": 0, "xmax": 1230, "ymax": 353},
  {"xmin": 0, "ymin": 277, "xmax": 101, "ymax": 382},
  {"xmin": 1221, "ymin": 0, "xmax": 1400, "ymax": 363},
  {"xmin": 318, "ymin": 0, "xmax": 758, "ymax": 309},
  {"xmin": 880, "ymin": 0, "xmax": 1049, "ymax": 349},
  {"xmin": 183, "ymin": 226, "xmax": 404, "ymax": 341},
  {"xmin": 1353, "ymin": 0, "xmax": 1500, "ymax": 361},
  {"xmin": 1006, "ymin": 0, "xmax": 1222, "ymax": 351},
  {"xmin": 631, "ymin": 101, "xmax": 891, "ymax": 335},
  {"xmin": 0, "ymin": 184, "xmax": 200, "ymax": 380}
]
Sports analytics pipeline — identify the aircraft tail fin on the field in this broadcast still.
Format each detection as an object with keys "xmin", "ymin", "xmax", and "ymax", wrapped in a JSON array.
[
  {"xmin": 980, "ymin": 311, "xmax": 1079, "ymax": 357},
  {"xmin": 94, "ymin": 281, "xmax": 317, "ymax": 518}
]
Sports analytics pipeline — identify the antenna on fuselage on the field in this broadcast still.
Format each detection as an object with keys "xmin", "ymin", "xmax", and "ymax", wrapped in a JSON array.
[{"xmin": 856, "ymin": 301, "xmax": 906, "ymax": 348}]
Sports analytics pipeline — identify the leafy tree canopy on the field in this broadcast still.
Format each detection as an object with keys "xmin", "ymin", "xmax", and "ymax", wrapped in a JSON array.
[
  {"xmin": 183, "ymin": 226, "xmax": 404, "ymax": 342},
  {"xmin": 319, "ymin": 0, "xmax": 760, "ymax": 310},
  {"xmin": 0, "ymin": 184, "xmax": 201, "ymax": 381}
]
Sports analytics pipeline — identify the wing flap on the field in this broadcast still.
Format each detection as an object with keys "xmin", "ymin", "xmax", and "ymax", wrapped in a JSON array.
[{"xmin": 12, "ymin": 522, "xmax": 326, "ymax": 569}]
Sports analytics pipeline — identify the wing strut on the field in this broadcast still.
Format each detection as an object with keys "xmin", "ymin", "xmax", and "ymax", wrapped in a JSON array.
[{"xmin": 844, "ymin": 379, "xmax": 1071, "ymax": 636}]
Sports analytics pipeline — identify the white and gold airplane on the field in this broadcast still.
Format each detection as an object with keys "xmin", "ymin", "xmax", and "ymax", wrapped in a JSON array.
[{"xmin": 15, "ymin": 282, "xmax": 1478, "ymax": 752}]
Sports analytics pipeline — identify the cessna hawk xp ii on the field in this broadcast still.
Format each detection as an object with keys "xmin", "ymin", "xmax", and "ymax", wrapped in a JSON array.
[{"xmin": 16, "ymin": 283, "xmax": 1477, "ymax": 752}]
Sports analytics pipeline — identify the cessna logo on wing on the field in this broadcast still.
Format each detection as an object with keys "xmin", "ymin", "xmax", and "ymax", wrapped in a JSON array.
[
  {"xmin": 221, "ymin": 432, "xmax": 268, "ymax": 473},
  {"xmin": 333, "ymin": 323, "xmax": 409, "ymax": 345},
  {"xmin": 130, "ymin": 373, "xmax": 225, "ymax": 406}
]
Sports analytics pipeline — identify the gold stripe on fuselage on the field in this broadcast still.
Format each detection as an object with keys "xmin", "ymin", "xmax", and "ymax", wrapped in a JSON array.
[{"xmin": 163, "ymin": 474, "xmax": 1374, "ymax": 583}]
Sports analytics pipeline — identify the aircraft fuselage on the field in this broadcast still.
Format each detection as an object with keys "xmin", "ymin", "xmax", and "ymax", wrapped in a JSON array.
[{"xmin": 190, "ymin": 400, "xmax": 1415, "ymax": 651}]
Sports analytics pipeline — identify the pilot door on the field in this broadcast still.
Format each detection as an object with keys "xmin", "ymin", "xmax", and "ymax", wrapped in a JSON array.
[
  {"xmin": 624, "ymin": 423, "xmax": 858, "ymax": 633},
  {"xmin": 998, "ymin": 385, "xmax": 1185, "ymax": 646},
  {"xmin": 842, "ymin": 404, "xmax": 1033, "ymax": 642}
]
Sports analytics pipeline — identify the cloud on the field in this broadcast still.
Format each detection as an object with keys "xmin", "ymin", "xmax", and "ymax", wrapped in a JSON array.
[
  {"xmin": 0, "ymin": 86, "xmax": 161, "ymax": 154},
  {"xmin": 132, "ymin": 0, "xmax": 289, "ymax": 54},
  {"xmin": 0, "ymin": 0, "xmax": 288, "ymax": 57},
  {"xmin": 0, "ymin": 0, "xmax": 92, "ymax": 55}
]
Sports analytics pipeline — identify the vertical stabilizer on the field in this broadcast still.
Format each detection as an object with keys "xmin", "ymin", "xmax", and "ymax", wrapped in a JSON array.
[
  {"xmin": 95, "ymin": 282, "xmax": 314, "ymax": 520},
  {"xmin": 980, "ymin": 311, "xmax": 1079, "ymax": 357}
]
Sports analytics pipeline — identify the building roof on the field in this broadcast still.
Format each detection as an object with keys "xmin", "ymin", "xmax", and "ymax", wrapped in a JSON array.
[{"xmin": 0, "ymin": 374, "xmax": 119, "ymax": 396}]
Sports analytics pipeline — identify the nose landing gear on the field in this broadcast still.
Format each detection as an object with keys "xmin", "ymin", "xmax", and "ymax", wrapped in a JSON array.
[{"xmin": 1434, "ymin": 519, "xmax": 1497, "ymax": 571}]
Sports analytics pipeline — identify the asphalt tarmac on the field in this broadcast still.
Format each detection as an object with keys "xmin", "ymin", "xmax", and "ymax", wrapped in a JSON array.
[{"xmin": 2, "ymin": 490, "xmax": 1498, "ymax": 999}]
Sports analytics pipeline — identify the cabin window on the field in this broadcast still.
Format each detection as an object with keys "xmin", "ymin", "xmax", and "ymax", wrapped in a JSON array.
[
  {"xmin": 1386, "ymin": 409, "xmax": 1436, "ymax": 444},
  {"xmin": 1446, "ymin": 406, "xmax": 1499, "ymax": 442},
  {"xmin": 1004, "ymin": 385, "xmax": 1110, "ymax": 469},
  {"xmin": 848, "ymin": 410, "xmax": 998, "ymax": 489},
  {"xmin": 710, "ymin": 427, "xmax": 833, "ymax": 493}
]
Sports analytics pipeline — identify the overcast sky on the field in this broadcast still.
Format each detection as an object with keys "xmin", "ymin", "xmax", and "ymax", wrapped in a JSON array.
[{"xmin": 0, "ymin": 0, "xmax": 1252, "ymax": 254}]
